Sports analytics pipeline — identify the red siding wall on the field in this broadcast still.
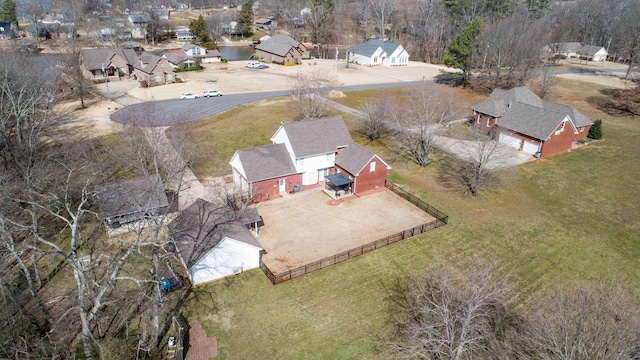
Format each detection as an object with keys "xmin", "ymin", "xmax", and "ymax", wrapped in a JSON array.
[
  {"xmin": 574, "ymin": 126, "xmax": 591, "ymax": 140},
  {"xmin": 539, "ymin": 129, "xmax": 575, "ymax": 157},
  {"xmin": 337, "ymin": 157, "xmax": 388, "ymax": 195},
  {"xmin": 250, "ymin": 174, "xmax": 303, "ymax": 201},
  {"xmin": 471, "ymin": 112, "xmax": 499, "ymax": 135}
]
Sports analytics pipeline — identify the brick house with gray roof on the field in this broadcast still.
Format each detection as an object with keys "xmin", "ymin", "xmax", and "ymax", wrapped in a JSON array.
[
  {"xmin": 230, "ymin": 116, "xmax": 390, "ymax": 200},
  {"xmin": 133, "ymin": 53, "xmax": 175, "ymax": 86},
  {"xmin": 80, "ymin": 48, "xmax": 138, "ymax": 80},
  {"xmin": 254, "ymin": 34, "xmax": 308, "ymax": 64},
  {"xmin": 472, "ymin": 87, "xmax": 592, "ymax": 157}
]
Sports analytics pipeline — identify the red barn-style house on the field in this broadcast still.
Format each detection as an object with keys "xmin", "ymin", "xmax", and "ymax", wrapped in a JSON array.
[
  {"xmin": 472, "ymin": 87, "xmax": 592, "ymax": 158},
  {"xmin": 230, "ymin": 116, "xmax": 390, "ymax": 201}
]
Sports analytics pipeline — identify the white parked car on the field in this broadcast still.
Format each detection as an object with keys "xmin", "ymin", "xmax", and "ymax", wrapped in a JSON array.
[
  {"xmin": 203, "ymin": 90, "xmax": 223, "ymax": 97},
  {"xmin": 180, "ymin": 92, "xmax": 199, "ymax": 100},
  {"xmin": 247, "ymin": 61, "xmax": 263, "ymax": 68}
]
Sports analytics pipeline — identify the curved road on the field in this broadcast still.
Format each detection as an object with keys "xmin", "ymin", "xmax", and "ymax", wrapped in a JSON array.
[
  {"xmin": 109, "ymin": 81, "xmax": 434, "ymax": 127},
  {"xmin": 109, "ymin": 66, "xmax": 628, "ymax": 128}
]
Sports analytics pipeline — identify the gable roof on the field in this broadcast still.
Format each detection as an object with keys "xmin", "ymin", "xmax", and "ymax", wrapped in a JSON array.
[
  {"xmin": 81, "ymin": 48, "xmax": 138, "ymax": 71},
  {"xmin": 276, "ymin": 116, "xmax": 353, "ymax": 158},
  {"xmin": 135, "ymin": 53, "xmax": 168, "ymax": 74},
  {"xmin": 474, "ymin": 87, "xmax": 592, "ymax": 141},
  {"xmin": 169, "ymin": 199, "xmax": 262, "ymax": 269},
  {"xmin": 336, "ymin": 143, "xmax": 378, "ymax": 176},
  {"xmin": 235, "ymin": 143, "xmax": 297, "ymax": 182},
  {"xmin": 163, "ymin": 52, "xmax": 191, "ymax": 65},
  {"xmin": 549, "ymin": 42, "xmax": 606, "ymax": 56},
  {"xmin": 349, "ymin": 39, "xmax": 402, "ymax": 57},
  {"xmin": 95, "ymin": 174, "xmax": 168, "ymax": 219},
  {"xmin": 255, "ymin": 34, "xmax": 304, "ymax": 57}
]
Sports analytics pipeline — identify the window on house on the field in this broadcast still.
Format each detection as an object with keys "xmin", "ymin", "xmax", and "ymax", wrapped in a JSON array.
[
  {"xmin": 373, "ymin": 56, "xmax": 377, "ymax": 62},
  {"xmin": 477, "ymin": 114, "xmax": 481, "ymax": 124},
  {"xmin": 370, "ymin": 161, "xmax": 376, "ymax": 172},
  {"xmin": 555, "ymin": 121, "xmax": 565, "ymax": 135},
  {"xmin": 580, "ymin": 127, "xmax": 584, "ymax": 132},
  {"xmin": 487, "ymin": 117, "xmax": 492, "ymax": 127},
  {"xmin": 155, "ymin": 74, "xmax": 162, "ymax": 82}
]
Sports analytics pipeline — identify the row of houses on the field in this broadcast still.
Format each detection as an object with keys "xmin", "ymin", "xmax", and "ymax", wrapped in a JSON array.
[{"xmin": 80, "ymin": 42, "xmax": 222, "ymax": 86}]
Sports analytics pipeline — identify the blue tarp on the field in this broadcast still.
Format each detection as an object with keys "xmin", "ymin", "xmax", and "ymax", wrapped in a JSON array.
[{"xmin": 326, "ymin": 173, "xmax": 353, "ymax": 186}]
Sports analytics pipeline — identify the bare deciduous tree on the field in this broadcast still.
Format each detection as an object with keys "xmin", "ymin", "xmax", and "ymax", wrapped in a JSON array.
[
  {"xmin": 384, "ymin": 257, "xmax": 516, "ymax": 360},
  {"xmin": 291, "ymin": 69, "xmax": 335, "ymax": 119},
  {"xmin": 392, "ymin": 85, "xmax": 454, "ymax": 167},
  {"xmin": 522, "ymin": 283, "xmax": 640, "ymax": 359},
  {"xmin": 369, "ymin": 0, "xmax": 398, "ymax": 40},
  {"xmin": 441, "ymin": 137, "xmax": 500, "ymax": 196},
  {"xmin": 358, "ymin": 95, "xmax": 395, "ymax": 142}
]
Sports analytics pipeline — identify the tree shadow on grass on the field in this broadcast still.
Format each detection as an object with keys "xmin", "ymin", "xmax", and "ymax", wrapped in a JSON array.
[{"xmin": 587, "ymin": 88, "xmax": 640, "ymax": 117}]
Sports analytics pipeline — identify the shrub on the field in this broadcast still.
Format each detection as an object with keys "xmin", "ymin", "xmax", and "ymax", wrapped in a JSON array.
[
  {"xmin": 588, "ymin": 119, "xmax": 603, "ymax": 139},
  {"xmin": 174, "ymin": 65, "xmax": 204, "ymax": 73}
]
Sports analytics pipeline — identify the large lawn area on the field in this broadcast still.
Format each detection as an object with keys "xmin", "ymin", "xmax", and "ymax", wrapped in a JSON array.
[{"xmin": 180, "ymin": 81, "xmax": 640, "ymax": 359}]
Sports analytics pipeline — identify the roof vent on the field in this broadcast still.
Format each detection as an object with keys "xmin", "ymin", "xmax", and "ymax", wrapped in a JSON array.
[{"xmin": 508, "ymin": 101, "xmax": 512, "ymax": 108}]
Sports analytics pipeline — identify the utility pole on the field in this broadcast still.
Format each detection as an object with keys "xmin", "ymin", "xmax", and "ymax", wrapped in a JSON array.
[{"xmin": 102, "ymin": 63, "xmax": 111, "ymax": 101}]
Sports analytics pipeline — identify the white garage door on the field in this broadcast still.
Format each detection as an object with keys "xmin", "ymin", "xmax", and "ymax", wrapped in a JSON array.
[
  {"xmin": 522, "ymin": 140, "xmax": 540, "ymax": 155},
  {"xmin": 499, "ymin": 133, "xmax": 522, "ymax": 150}
]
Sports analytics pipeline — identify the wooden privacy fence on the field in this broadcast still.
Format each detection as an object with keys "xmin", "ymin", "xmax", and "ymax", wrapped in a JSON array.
[{"xmin": 260, "ymin": 181, "xmax": 448, "ymax": 285}]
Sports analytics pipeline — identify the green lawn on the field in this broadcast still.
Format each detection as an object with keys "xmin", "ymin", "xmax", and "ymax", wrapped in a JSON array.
[{"xmin": 180, "ymin": 82, "xmax": 640, "ymax": 359}]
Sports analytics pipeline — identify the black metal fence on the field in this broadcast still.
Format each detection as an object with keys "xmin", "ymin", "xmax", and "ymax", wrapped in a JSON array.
[
  {"xmin": 260, "ymin": 181, "xmax": 448, "ymax": 285},
  {"xmin": 384, "ymin": 180, "xmax": 449, "ymax": 224}
]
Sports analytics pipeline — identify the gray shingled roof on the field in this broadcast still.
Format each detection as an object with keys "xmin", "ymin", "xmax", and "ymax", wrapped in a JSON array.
[
  {"xmin": 473, "ymin": 87, "xmax": 543, "ymax": 117},
  {"xmin": 163, "ymin": 52, "xmax": 191, "ymax": 65},
  {"xmin": 135, "ymin": 53, "xmax": 165, "ymax": 74},
  {"xmin": 335, "ymin": 143, "xmax": 376, "ymax": 176},
  {"xmin": 498, "ymin": 103, "xmax": 571, "ymax": 140},
  {"xmin": 169, "ymin": 199, "xmax": 262, "ymax": 269},
  {"xmin": 95, "ymin": 174, "xmax": 168, "ymax": 219},
  {"xmin": 278, "ymin": 116, "xmax": 353, "ymax": 158},
  {"xmin": 236, "ymin": 143, "xmax": 297, "ymax": 182},
  {"xmin": 255, "ymin": 34, "xmax": 303, "ymax": 57},
  {"xmin": 473, "ymin": 87, "xmax": 592, "ymax": 140},
  {"xmin": 349, "ymin": 39, "xmax": 402, "ymax": 57},
  {"xmin": 81, "ymin": 48, "xmax": 138, "ymax": 71}
]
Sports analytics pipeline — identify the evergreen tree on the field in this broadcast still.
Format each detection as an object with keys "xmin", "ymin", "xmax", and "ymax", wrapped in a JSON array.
[
  {"xmin": 443, "ymin": 17, "xmax": 483, "ymax": 84},
  {"xmin": 238, "ymin": 0, "xmax": 254, "ymax": 37},
  {"xmin": 189, "ymin": 15, "xmax": 216, "ymax": 50},
  {"xmin": 588, "ymin": 119, "xmax": 603, "ymax": 140},
  {"xmin": 0, "ymin": 0, "xmax": 17, "ymax": 23}
]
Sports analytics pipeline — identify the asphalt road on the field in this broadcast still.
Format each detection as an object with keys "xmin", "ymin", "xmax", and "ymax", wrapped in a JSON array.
[
  {"xmin": 109, "ymin": 65, "xmax": 629, "ymax": 128},
  {"xmin": 109, "ymin": 81, "xmax": 434, "ymax": 127}
]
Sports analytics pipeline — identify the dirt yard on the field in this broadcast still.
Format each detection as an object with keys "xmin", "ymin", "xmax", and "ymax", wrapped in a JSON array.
[{"xmin": 255, "ymin": 188, "xmax": 437, "ymax": 274}]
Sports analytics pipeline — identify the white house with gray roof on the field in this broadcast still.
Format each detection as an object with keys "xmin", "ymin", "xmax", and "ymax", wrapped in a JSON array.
[
  {"xmin": 544, "ymin": 42, "xmax": 608, "ymax": 62},
  {"xmin": 348, "ymin": 39, "xmax": 409, "ymax": 67},
  {"xmin": 230, "ymin": 116, "xmax": 390, "ymax": 201},
  {"xmin": 169, "ymin": 199, "xmax": 263, "ymax": 285},
  {"xmin": 472, "ymin": 87, "xmax": 593, "ymax": 157}
]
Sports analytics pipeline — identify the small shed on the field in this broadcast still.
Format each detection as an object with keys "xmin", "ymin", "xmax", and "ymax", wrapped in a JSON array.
[{"xmin": 95, "ymin": 174, "xmax": 169, "ymax": 228}]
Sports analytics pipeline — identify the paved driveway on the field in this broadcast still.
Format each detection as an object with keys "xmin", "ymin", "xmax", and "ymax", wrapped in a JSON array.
[{"xmin": 434, "ymin": 136, "xmax": 535, "ymax": 170}]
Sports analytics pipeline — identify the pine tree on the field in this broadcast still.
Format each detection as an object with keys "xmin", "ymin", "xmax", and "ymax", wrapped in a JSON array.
[
  {"xmin": 443, "ymin": 17, "xmax": 483, "ymax": 84},
  {"xmin": 238, "ymin": 0, "xmax": 254, "ymax": 37},
  {"xmin": 0, "ymin": 0, "xmax": 17, "ymax": 23},
  {"xmin": 189, "ymin": 15, "xmax": 216, "ymax": 49},
  {"xmin": 588, "ymin": 119, "xmax": 603, "ymax": 140}
]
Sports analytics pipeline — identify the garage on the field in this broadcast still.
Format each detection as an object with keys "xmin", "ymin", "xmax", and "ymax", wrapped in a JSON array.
[
  {"xmin": 499, "ymin": 133, "xmax": 522, "ymax": 150},
  {"xmin": 522, "ymin": 140, "xmax": 540, "ymax": 155}
]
